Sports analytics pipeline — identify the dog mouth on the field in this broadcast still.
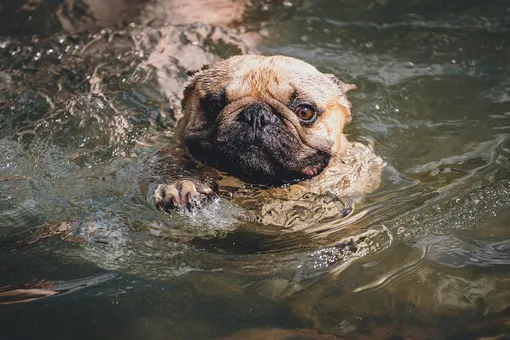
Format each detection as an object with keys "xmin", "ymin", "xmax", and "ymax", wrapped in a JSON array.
[
  {"xmin": 186, "ymin": 135, "xmax": 332, "ymax": 185},
  {"xmin": 301, "ymin": 161, "xmax": 324, "ymax": 178},
  {"xmin": 299, "ymin": 154, "xmax": 330, "ymax": 179},
  {"xmin": 184, "ymin": 125, "xmax": 332, "ymax": 185}
]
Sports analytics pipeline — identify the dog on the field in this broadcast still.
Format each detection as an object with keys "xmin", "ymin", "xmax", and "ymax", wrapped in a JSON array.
[{"xmin": 145, "ymin": 55, "xmax": 384, "ymax": 231}]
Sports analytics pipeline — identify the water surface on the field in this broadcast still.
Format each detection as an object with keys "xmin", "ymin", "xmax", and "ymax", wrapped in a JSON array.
[{"xmin": 1, "ymin": 0, "xmax": 510, "ymax": 339}]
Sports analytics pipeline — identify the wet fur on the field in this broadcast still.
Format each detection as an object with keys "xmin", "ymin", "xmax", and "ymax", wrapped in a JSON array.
[
  {"xmin": 178, "ymin": 55, "xmax": 356, "ymax": 185},
  {"xmin": 149, "ymin": 55, "xmax": 384, "ymax": 231}
]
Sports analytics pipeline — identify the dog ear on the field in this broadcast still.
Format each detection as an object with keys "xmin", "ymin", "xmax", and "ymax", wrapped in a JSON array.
[
  {"xmin": 326, "ymin": 74, "xmax": 356, "ymax": 123},
  {"xmin": 186, "ymin": 64, "xmax": 211, "ymax": 78},
  {"xmin": 326, "ymin": 74, "xmax": 356, "ymax": 100},
  {"xmin": 182, "ymin": 81, "xmax": 196, "ymax": 111},
  {"xmin": 183, "ymin": 64, "xmax": 211, "ymax": 110}
]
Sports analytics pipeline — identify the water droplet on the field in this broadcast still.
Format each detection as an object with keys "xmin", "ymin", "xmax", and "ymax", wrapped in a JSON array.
[
  {"xmin": 300, "ymin": 35, "xmax": 309, "ymax": 42},
  {"xmin": 451, "ymin": 59, "xmax": 456, "ymax": 64},
  {"xmin": 283, "ymin": 1, "xmax": 293, "ymax": 7},
  {"xmin": 0, "ymin": 40, "xmax": 8, "ymax": 49},
  {"xmin": 262, "ymin": 4, "xmax": 270, "ymax": 11},
  {"xmin": 375, "ymin": 104, "xmax": 380, "ymax": 110}
]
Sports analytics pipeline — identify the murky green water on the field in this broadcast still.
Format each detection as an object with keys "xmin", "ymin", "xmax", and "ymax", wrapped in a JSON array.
[{"xmin": 1, "ymin": 0, "xmax": 510, "ymax": 339}]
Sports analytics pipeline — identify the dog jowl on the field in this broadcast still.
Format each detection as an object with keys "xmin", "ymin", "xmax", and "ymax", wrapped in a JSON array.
[{"xmin": 149, "ymin": 55, "xmax": 380, "ymax": 212}]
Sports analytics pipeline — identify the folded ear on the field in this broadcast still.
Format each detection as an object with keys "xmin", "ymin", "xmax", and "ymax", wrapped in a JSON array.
[
  {"xmin": 183, "ymin": 64, "xmax": 211, "ymax": 110},
  {"xmin": 186, "ymin": 64, "xmax": 211, "ymax": 78},
  {"xmin": 326, "ymin": 74, "xmax": 357, "ymax": 94},
  {"xmin": 326, "ymin": 74, "xmax": 356, "ymax": 124},
  {"xmin": 182, "ymin": 80, "xmax": 196, "ymax": 111}
]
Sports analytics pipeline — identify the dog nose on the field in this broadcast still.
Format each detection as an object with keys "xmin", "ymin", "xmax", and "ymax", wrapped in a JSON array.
[{"xmin": 238, "ymin": 102, "xmax": 276, "ymax": 127}]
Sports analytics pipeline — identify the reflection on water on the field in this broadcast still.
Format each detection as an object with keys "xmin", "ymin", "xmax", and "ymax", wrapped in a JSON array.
[{"xmin": 1, "ymin": 0, "xmax": 510, "ymax": 339}]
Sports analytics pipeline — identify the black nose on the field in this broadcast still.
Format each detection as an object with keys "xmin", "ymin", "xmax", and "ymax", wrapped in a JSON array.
[{"xmin": 238, "ymin": 102, "xmax": 276, "ymax": 128}]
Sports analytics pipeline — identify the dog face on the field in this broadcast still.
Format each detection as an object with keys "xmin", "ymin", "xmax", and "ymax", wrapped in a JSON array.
[{"xmin": 178, "ymin": 55, "xmax": 356, "ymax": 185}]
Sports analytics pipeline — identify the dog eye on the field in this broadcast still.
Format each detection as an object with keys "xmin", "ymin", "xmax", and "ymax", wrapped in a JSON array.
[
  {"xmin": 295, "ymin": 104, "xmax": 317, "ymax": 123},
  {"xmin": 200, "ymin": 92, "xmax": 227, "ymax": 120}
]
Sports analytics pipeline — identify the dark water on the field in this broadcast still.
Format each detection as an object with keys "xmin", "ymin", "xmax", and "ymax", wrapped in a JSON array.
[{"xmin": 1, "ymin": 0, "xmax": 510, "ymax": 339}]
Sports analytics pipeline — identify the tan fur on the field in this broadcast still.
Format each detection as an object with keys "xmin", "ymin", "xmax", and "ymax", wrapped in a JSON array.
[
  {"xmin": 156, "ymin": 55, "xmax": 384, "ymax": 232},
  {"xmin": 178, "ymin": 55, "xmax": 354, "ymax": 156}
]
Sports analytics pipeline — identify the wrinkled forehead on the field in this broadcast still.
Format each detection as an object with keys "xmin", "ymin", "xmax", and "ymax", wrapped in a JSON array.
[{"xmin": 196, "ymin": 56, "xmax": 335, "ymax": 102}]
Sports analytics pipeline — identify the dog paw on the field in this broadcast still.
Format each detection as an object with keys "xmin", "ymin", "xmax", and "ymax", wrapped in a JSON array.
[{"xmin": 153, "ymin": 179, "xmax": 217, "ymax": 212}]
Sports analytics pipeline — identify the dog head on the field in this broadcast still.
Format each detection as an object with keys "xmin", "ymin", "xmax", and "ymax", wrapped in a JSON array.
[{"xmin": 178, "ymin": 55, "xmax": 356, "ymax": 185}]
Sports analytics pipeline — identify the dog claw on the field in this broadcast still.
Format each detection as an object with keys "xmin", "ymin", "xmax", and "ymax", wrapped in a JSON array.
[{"xmin": 153, "ymin": 179, "xmax": 216, "ymax": 212}]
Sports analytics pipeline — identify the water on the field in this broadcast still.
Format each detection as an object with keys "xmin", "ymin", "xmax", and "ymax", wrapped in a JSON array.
[{"xmin": 1, "ymin": 0, "xmax": 510, "ymax": 339}]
